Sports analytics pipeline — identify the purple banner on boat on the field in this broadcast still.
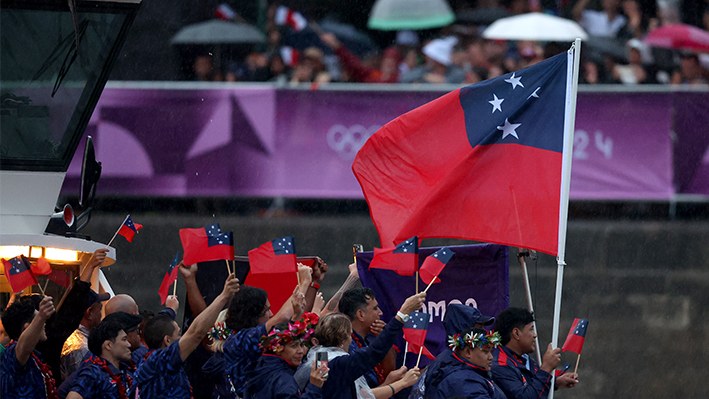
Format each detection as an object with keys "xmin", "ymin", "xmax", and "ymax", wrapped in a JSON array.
[
  {"xmin": 64, "ymin": 86, "xmax": 686, "ymax": 200},
  {"xmin": 357, "ymin": 244, "xmax": 509, "ymax": 368}
]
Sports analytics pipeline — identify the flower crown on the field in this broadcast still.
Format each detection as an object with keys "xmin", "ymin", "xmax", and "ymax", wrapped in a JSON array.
[
  {"xmin": 447, "ymin": 330, "xmax": 501, "ymax": 350},
  {"xmin": 208, "ymin": 322, "xmax": 236, "ymax": 342},
  {"xmin": 259, "ymin": 312, "xmax": 320, "ymax": 354}
]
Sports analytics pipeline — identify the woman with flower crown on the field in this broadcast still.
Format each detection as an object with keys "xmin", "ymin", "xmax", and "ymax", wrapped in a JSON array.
[
  {"xmin": 242, "ymin": 291, "xmax": 328, "ymax": 399},
  {"xmin": 415, "ymin": 326, "xmax": 506, "ymax": 399}
]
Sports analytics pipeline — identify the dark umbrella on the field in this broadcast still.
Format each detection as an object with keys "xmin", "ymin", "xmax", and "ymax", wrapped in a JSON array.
[
  {"xmin": 171, "ymin": 20, "xmax": 266, "ymax": 74},
  {"xmin": 583, "ymin": 35, "xmax": 628, "ymax": 63},
  {"xmin": 457, "ymin": 7, "xmax": 511, "ymax": 25},
  {"xmin": 281, "ymin": 19, "xmax": 378, "ymax": 57}
]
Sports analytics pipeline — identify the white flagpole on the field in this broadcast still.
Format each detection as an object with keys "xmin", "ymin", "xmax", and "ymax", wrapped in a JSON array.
[{"xmin": 549, "ymin": 38, "xmax": 581, "ymax": 399}]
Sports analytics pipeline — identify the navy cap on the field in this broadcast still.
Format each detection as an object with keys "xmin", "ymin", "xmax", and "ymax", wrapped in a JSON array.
[
  {"xmin": 85, "ymin": 289, "xmax": 111, "ymax": 309},
  {"xmin": 102, "ymin": 311, "xmax": 142, "ymax": 332},
  {"xmin": 444, "ymin": 304, "xmax": 496, "ymax": 336}
]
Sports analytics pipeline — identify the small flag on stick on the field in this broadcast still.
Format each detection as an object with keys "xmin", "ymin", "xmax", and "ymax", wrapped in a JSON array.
[
  {"xmin": 248, "ymin": 236, "xmax": 297, "ymax": 275},
  {"xmin": 403, "ymin": 311, "xmax": 435, "ymax": 360},
  {"xmin": 159, "ymin": 252, "xmax": 181, "ymax": 305},
  {"xmin": 31, "ymin": 256, "xmax": 52, "ymax": 276},
  {"xmin": 274, "ymin": 6, "xmax": 308, "ymax": 32},
  {"xmin": 419, "ymin": 247, "xmax": 455, "ymax": 285},
  {"xmin": 2, "ymin": 256, "xmax": 38, "ymax": 293},
  {"xmin": 117, "ymin": 215, "xmax": 143, "ymax": 243},
  {"xmin": 214, "ymin": 3, "xmax": 237, "ymax": 20},
  {"xmin": 561, "ymin": 318, "xmax": 588, "ymax": 354},
  {"xmin": 370, "ymin": 236, "xmax": 419, "ymax": 276},
  {"xmin": 180, "ymin": 223, "xmax": 234, "ymax": 265}
]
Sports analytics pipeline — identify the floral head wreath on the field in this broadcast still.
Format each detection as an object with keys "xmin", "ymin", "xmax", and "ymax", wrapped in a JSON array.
[
  {"xmin": 208, "ymin": 322, "xmax": 236, "ymax": 342},
  {"xmin": 259, "ymin": 312, "xmax": 320, "ymax": 354},
  {"xmin": 447, "ymin": 330, "xmax": 501, "ymax": 350}
]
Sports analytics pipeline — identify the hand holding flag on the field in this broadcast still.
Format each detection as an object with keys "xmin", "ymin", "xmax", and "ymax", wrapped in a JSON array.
[
  {"xmin": 370, "ymin": 236, "xmax": 418, "ymax": 276},
  {"xmin": 562, "ymin": 318, "xmax": 588, "ymax": 374}
]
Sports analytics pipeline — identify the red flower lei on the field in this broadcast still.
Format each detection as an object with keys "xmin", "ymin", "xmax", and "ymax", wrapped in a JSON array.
[
  {"xmin": 30, "ymin": 352, "xmax": 58, "ymax": 399},
  {"xmin": 90, "ymin": 357, "xmax": 134, "ymax": 399}
]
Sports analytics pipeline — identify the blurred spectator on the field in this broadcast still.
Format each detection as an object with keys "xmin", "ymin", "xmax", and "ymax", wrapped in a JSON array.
[
  {"xmin": 320, "ymin": 33, "xmax": 399, "ymax": 83},
  {"xmin": 255, "ymin": 54, "xmax": 290, "ymax": 83},
  {"xmin": 671, "ymin": 52, "xmax": 709, "ymax": 85},
  {"xmin": 573, "ymin": 0, "xmax": 627, "ymax": 37},
  {"xmin": 399, "ymin": 48, "xmax": 420, "ymax": 76},
  {"xmin": 611, "ymin": 39, "xmax": 658, "ymax": 83},
  {"xmin": 620, "ymin": 0, "xmax": 651, "ymax": 39},
  {"xmin": 400, "ymin": 37, "xmax": 465, "ymax": 83},
  {"xmin": 193, "ymin": 55, "xmax": 222, "ymax": 81}
]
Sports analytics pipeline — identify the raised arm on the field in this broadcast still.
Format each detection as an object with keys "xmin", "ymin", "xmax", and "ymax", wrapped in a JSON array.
[
  {"xmin": 179, "ymin": 262, "xmax": 207, "ymax": 316},
  {"xmin": 304, "ymin": 257, "xmax": 327, "ymax": 311},
  {"xmin": 179, "ymin": 274, "xmax": 239, "ymax": 361},
  {"xmin": 321, "ymin": 262, "xmax": 360, "ymax": 316},
  {"xmin": 16, "ymin": 296, "xmax": 55, "ymax": 366}
]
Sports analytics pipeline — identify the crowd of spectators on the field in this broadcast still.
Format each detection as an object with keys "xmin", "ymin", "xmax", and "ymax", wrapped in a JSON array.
[{"xmin": 190, "ymin": 1, "xmax": 709, "ymax": 86}]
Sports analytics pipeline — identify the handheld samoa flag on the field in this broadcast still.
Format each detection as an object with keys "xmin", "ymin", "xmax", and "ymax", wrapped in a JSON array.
[
  {"xmin": 2, "ymin": 255, "xmax": 38, "ymax": 293},
  {"xmin": 370, "ymin": 236, "xmax": 419, "ymax": 276},
  {"xmin": 353, "ymin": 50, "xmax": 574, "ymax": 255},
  {"xmin": 561, "ymin": 318, "xmax": 588, "ymax": 354},
  {"xmin": 159, "ymin": 252, "xmax": 181, "ymax": 304},
  {"xmin": 418, "ymin": 247, "xmax": 455, "ymax": 285},
  {"xmin": 31, "ymin": 256, "xmax": 52, "ymax": 276},
  {"xmin": 118, "ymin": 216, "xmax": 143, "ymax": 243},
  {"xmin": 180, "ymin": 223, "xmax": 234, "ymax": 265},
  {"xmin": 403, "ymin": 311, "xmax": 435, "ymax": 359},
  {"xmin": 274, "ymin": 6, "xmax": 307, "ymax": 32},
  {"xmin": 248, "ymin": 236, "xmax": 297, "ymax": 275}
]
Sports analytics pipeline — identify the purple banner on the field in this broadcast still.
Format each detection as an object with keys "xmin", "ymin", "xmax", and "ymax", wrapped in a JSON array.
[
  {"xmin": 357, "ymin": 244, "xmax": 509, "ymax": 368},
  {"xmin": 63, "ymin": 86, "xmax": 688, "ymax": 200}
]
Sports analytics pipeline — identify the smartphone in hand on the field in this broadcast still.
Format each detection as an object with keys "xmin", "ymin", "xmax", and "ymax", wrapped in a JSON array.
[{"xmin": 316, "ymin": 351, "xmax": 329, "ymax": 378}]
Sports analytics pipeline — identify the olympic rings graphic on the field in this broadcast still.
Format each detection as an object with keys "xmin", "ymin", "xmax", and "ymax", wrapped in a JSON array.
[{"xmin": 326, "ymin": 124, "xmax": 380, "ymax": 160}]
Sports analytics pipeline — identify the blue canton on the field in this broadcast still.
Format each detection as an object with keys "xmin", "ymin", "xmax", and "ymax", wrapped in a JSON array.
[
  {"xmin": 134, "ymin": 339, "xmax": 191, "ymax": 399},
  {"xmin": 271, "ymin": 236, "xmax": 295, "ymax": 255}
]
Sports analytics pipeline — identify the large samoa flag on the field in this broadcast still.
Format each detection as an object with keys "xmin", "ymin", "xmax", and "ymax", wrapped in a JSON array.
[{"xmin": 353, "ymin": 51, "xmax": 572, "ymax": 255}]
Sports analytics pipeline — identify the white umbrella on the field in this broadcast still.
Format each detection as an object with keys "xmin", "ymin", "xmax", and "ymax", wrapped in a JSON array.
[
  {"xmin": 171, "ymin": 20, "xmax": 266, "ymax": 45},
  {"xmin": 482, "ymin": 13, "xmax": 588, "ymax": 41}
]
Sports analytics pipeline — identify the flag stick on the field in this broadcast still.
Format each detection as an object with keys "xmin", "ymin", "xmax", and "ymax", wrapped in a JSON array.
[
  {"xmin": 573, "ymin": 353, "xmax": 581, "ymax": 374},
  {"xmin": 549, "ymin": 38, "xmax": 581, "ymax": 399},
  {"xmin": 225, "ymin": 259, "xmax": 231, "ymax": 275},
  {"xmin": 415, "ymin": 271, "xmax": 419, "ymax": 294},
  {"xmin": 403, "ymin": 342, "xmax": 409, "ymax": 364},
  {"xmin": 43, "ymin": 279, "xmax": 50, "ymax": 294},
  {"xmin": 519, "ymin": 249, "xmax": 542, "ymax": 365},
  {"xmin": 36, "ymin": 281, "xmax": 46, "ymax": 296},
  {"xmin": 415, "ymin": 346, "xmax": 424, "ymax": 368},
  {"xmin": 172, "ymin": 279, "xmax": 177, "ymax": 296},
  {"xmin": 422, "ymin": 277, "xmax": 437, "ymax": 294},
  {"xmin": 309, "ymin": 21, "xmax": 325, "ymax": 35},
  {"xmin": 106, "ymin": 214, "xmax": 130, "ymax": 248}
]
